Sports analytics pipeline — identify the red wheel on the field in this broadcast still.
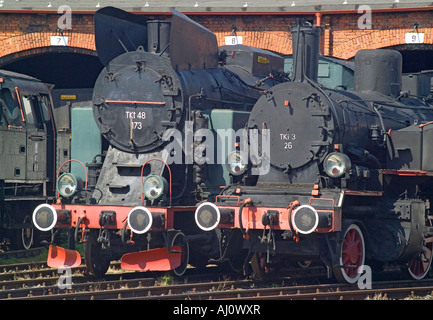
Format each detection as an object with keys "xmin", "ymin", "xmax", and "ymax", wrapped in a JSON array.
[
  {"xmin": 334, "ymin": 224, "xmax": 365, "ymax": 284},
  {"xmin": 408, "ymin": 242, "xmax": 433, "ymax": 280}
]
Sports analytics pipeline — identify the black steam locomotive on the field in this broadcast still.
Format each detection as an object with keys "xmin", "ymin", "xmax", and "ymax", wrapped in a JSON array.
[
  {"xmin": 32, "ymin": 7, "xmax": 286, "ymax": 276},
  {"xmin": 196, "ymin": 25, "xmax": 433, "ymax": 283}
]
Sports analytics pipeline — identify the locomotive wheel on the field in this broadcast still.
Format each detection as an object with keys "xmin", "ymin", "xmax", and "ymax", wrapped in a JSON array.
[
  {"xmin": 13, "ymin": 215, "xmax": 34, "ymax": 250},
  {"xmin": 251, "ymin": 252, "xmax": 275, "ymax": 280},
  {"xmin": 298, "ymin": 260, "xmax": 312, "ymax": 268},
  {"xmin": 171, "ymin": 232, "xmax": 189, "ymax": 277},
  {"xmin": 407, "ymin": 242, "xmax": 433, "ymax": 280},
  {"xmin": 334, "ymin": 224, "xmax": 365, "ymax": 284},
  {"xmin": 21, "ymin": 215, "xmax": 34, "ymax": 250},
  {"xmin": 226, "ymin": 250, "xmax": 249, "ymax": 274},
  {"xmin": 85, "ymin": 230, "xmax": 111, "ymax": 277}
]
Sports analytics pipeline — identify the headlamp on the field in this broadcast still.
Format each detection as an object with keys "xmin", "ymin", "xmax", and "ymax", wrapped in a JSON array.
[
  {"xmin": 143, "ymin": 175, "xmax": 168, "ymax": 200},
  {"xmin": 323, "ymin": 152, "xmax": 351, "ymax": 178},
  {"xmin": 57, "ymin": 173, "xmax": 82, "ymax": 198},
  {"xmin": 226, "ymin": 151, "xmax": 248, "ymax": 176}
]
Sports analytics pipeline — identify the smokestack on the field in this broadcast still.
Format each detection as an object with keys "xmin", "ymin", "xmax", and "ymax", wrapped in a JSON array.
[
  {"xmin": 147, "ymin": 20, "xmax": 171, "ymax": 56},
  {"xmin": 291, "ymin": 24, "xmax": 321, "ymax": 82}
]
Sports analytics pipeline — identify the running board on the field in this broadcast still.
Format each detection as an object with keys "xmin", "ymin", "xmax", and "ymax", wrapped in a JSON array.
[{"xmin": 121, "ymin": 246, "xmax": 182, "ymax": 271}]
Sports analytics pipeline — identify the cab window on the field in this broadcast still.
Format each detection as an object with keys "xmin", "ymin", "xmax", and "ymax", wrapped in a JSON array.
[
  {"xmin": 22, "ymin": 96, "xmax": 35, "ymax": 125},
  {"xmin": 39, "ymin": 95, "xmax": 51, "ymax": 122},
  {"xmin": 0, "ymin": 88, "xmax": 22, "ymax": 126}
]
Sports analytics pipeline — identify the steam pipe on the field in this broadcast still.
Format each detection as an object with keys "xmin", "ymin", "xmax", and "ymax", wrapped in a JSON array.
[{"xmin": 315, "ymin": 12, "xmax": 322, "ymax": 27}]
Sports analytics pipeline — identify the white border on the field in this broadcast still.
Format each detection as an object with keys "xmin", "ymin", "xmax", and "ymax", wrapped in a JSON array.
[
  {"xmin": 32, "ymin": 204, "xmax": 58, "ymax": 232},
  {"xmin": 291, "ymin": 205, "xmax": 319, "ymax": 234},
  {"xmin": 127, "ymin": 206, "xmax": 153, "ymax": 234},
  {"xmin": 194, "ymin": 202, "xmax": 221, "ymax": 231}
]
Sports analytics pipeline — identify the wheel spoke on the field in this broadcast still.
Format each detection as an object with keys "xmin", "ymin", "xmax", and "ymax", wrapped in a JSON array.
[
  {"xmin": 334, "ymin": 224, "xmax": 365, "ymax": 284},
  {"xmin": 408, "ymin": 243, "xmax": 433, "ymax": 280}
]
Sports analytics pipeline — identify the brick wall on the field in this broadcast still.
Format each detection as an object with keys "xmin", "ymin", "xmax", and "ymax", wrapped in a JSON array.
[
  {"xmin": 324, "ymin": 10, "xmax": 433, "ymax": 59},
  {"xmin": 0, "ymin": 12, "xmax": 94, "ymax": 40},
  {"xmin": 0, "ymin": 9, "xmax": 432, "ymax": 64},
  {"xmin": 0, "ymin": 12, "xmax": 95, "ymax": 64}
]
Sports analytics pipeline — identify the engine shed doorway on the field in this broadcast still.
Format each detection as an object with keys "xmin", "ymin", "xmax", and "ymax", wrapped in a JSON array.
[
  {"xmin": 389, "ymin": 45, "xmax": 433, "ymax": 73},
  {"xmin": 0, "ymin": 48, "xmax": 107, "ymax": 178},
  {"xmin": 0, "ymin": 49, "xmax": 104, "ymax": 109},
  {"xmin": 400, "ymin": 49, "xmax": 433, "ymax": 73},
  {"xmin": 1, "ymin": 50, "xmax": 103, "ymax": 90}
]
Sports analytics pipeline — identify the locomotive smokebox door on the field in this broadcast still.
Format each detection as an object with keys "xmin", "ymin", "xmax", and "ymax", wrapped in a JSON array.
[
  {"xmin": 248, "ymin": 82, "xmax": 333, "ymax": 171},
  {"xmin": 92, "ymin": 51, "xmax": 183, "ymax": 153}
]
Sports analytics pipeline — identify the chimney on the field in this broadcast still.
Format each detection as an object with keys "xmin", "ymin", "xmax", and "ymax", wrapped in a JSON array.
[
  {"xmin": 147, "ymin": 20, "xmax": 171, "ymax": 56},
  {"xmin": 291, "ymin": 24, "xmax": 321, "ymax": 83}
]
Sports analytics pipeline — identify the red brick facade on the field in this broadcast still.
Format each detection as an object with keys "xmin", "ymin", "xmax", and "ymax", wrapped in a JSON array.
[
  {"xmin": 0, "ymin": 9, "xmax": 433, "ymax": 65},
  {"xmin": 322, "ymin": 10, "xmax": 433, "ymax": 59},
  {"xmin": 0, "ymin": 12, "xmax": 95, "ymax": 64}
]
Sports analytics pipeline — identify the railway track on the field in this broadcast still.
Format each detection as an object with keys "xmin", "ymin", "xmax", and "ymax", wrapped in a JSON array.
[
  {"xmin": 3, "ymin": 275, "xmax": 433, "ymax": 300},
  {"xmin": 0, "ymin": 247, "xmax": 45, "ymax": 260},
  {"xmin": 0, "ymin": 259, "xmax": 432, "ymax": 301}
]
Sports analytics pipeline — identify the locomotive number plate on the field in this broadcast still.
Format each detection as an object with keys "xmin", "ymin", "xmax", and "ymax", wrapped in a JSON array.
[
  {"xmin": 126, "ymin": 111, "xmax": 146, "ymax": 130},
  {"xmin": 280, "ymin": 133, "xmax": 296, "ymax": 150}
]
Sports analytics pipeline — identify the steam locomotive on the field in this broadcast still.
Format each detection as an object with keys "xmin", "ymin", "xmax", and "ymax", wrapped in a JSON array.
[
  {"xmin": 195, "ymin": 25, "xmax": 433, "ymax": 283},
  {"xmin": 32, "ymin": 7, "xmax": 286, "ymax": 276}
]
